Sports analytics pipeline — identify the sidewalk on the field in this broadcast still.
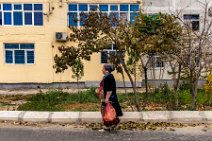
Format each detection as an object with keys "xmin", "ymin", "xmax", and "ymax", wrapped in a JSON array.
[{"xmin": 0, "ymin": 111, "xmax": 212, "ymax": 123}]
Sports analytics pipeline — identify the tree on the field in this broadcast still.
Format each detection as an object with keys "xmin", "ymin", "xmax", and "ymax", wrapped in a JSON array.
[
  {"xmin": 71, "ymin": 58, "xmax": 84, "ymax": 94},
  {"xmin": 174, "ymin": 0, "xmax": 212, "ymax": 109},
  {"xmin": 94, "ymin": 14, "xmax": 141, "ymax": 111},
  {"xmin": 130, "ymin": 13, "xmax": 183, "ymax": 108},
  {"xmin": 54, "ymin": 11, "xmax": 141, "ymax": 111}
]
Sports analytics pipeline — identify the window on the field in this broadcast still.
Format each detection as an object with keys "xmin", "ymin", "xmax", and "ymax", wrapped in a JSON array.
[
  {"xmin": 68, "ymin": 3, "xmax": 140, "ymax": 27},
  {"xmin": 69, "ymin": 4, "xmax": 77, "ymax": 11},
  {"xmin": 14, "ymin": 4, "xmax": 22, "ymax": 10},
  {"xmin": 152, "ymin": 56, "xmax": 164, "ymax": 68},
  {"xmin": 110, "ymin": 5, "xmax": 118, "ymax": 11},
  {"xmin": 34, "ymin": 12, "xmax": 43, "ymax": 25},
  {"xmin": 0, "ymin": 3, "xmax": 43, "ymax": 26},
  {"xmin": 0, "ymin": 4, "xmax": 2, "ymax": 25},
  {"xmin": 14, "ymin": 12, "xmax": 23, "ymax": 25},
  {"xmin": 130, "ymin": 4, "xmax": 139, "ymax": 23},
  {"xmin": 183, "ymin": 14, "xmax": 200, "ymax": 31},
  {"xmin": 4, "ymin": 12, "xmax": 11, "ymax": 25},
  {"xmin": 3, "ymin": 4, "xmax": 12, "ymax": 10},
  {"xmin": 24, "ymin": 4, "xmax": 32, "ymax": 10},
  {"xmin": 4, "ymin": 43, "xmax": 35, "ymax": 64},
  {"xmin": 120, "ymin": 4, "xmax": 129, "ymax": 11},
  {"xmin": 68, "ymin": 12, "xmax": 78, "ymax": 26},
  {"xmin": 130, "ymin": 13, "xmax": 138, "ymax": 22},
  {"xmin": 79, "ymin": 4, "xmax": 88, "ymax": 11},
  {"xmin": 99, "ymin": 5, "xmax": 108, "ymax": 11},
  {"xmin": 34, "ymin": 4, "xmax": 43, "ymax": 26},
  {"xmin": 90, "ymin": 5, "xmax": 98, "ymax": 11},
  {"xmin": 68, "ymin": 4, "xmax": 78, "ymax": 26},
  {"xmin": 130, "ymin": 4, "xmax": 139, "ymax": 11},
  {"xmin": 100, "ymin": 44, "xmax": 123, "ymax": 64},
  {"xmin": 0, "ymin": 11, "xmax": 2, "ymax": 25}
]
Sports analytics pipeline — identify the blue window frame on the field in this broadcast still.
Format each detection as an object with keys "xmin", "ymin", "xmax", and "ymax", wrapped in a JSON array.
[
  {"xmin": 69, "ymin": 4, "xmax": 77, "ymax": 11},
  {"xmin": 110, "ymin": 5, "xmax": 118, "ymax": 11},
  {"xmin": 130, "ymin": 4, "xmax": 139, "ymax": 11},
  {"xmin": 120, "ymin": 4, "xmax": 128, "ymax": 11},
  {"xmin": 80, "ymin": 13, "xmax": 87, "ymax": 26},
  {"xmin": 20, "ymin": 43, "xmax": 34, "ymax": 49},
  {"xmin": 99, "ymin": 5, "xmax": 108, "ymax": 11},
  {"xmin": 101, "ymin": 44, "xmax": 122, "ymax": 64},
  {"xmin": 34, "ymin": 12, "xmax": 43, "ymax": 25},
  {"xmin": 68, "ymin": 3, "xmax": 139, "ymax": 27},
  {"xmin": 14, "ymin": 4, "xmax": 22, "ymax": 10},
  {"xmin": 1, "ymin": 3, "xmax": 43, "ymax": 26},
  {"xmin": 15, "ymin": 50, "xmax": 25, "ymax": 64},
  {"xmin": 3, "ymin": 4, "xmax": 12, "ymax": 10},
  {"xmin": 4, "ymin": 43, "xmax": 35, "ymax": 64},
  {"xmin": 24, "ymin": 12, "xmax": 32, "ymax": 25},
  {"xmin": 4, "ymin": 12, "xmax": 12, "ymax": 25},
  {"xmin": 27, "ymin": 51, "xmax": 34, "ymax": 63},
  {"xmin": 14, "ymin": 12, "xmax": 23, "ymax": 25},
  {"xmin": 120, "ymin": 12, "xmax": 128, "ymax": 21},
  {"xmin": 130, "ymin": 13, "xmax": 138, "ymax": 22},
  {"xmin": 101, "ymin": 51, "xmax": 108, "ymax": 63},
  {"xmin": 34, "ymin": 4, "xmax": 42, "ymax": 10},
  {"xmin": 90, "ymin": 5, "xmax": 98, "ymax": 11},
  {"xmin": 79, "ymin": 4, "xmax": 88, "ymax": 11},
  {"xmin": 5, "ymin": 51, "xmax": 13, "ymax": 63},
  {"xmin": 109, "ymin": 12, "xmax": 119, "ymax": 20},
  {"xmin": 0, "ymin": 12, "xmax": 2, "ymax": 25},
  {"xmin": 24, "ymin": 4, "xmax": 32, "ymax": 10},
  {"xmin": 5, "ymin": 44, "xmax": 19, "ymax": 49},
  {"xmin": 68, "ymin": 12, "xmax": 77, "ymax": 26}
]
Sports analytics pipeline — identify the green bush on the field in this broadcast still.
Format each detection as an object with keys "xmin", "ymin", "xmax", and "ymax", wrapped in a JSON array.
[
  {"xmin": 18, "ymin": 102, "xmax": 62, "ymax": 111},
  {"xmin": 18, "ymin": 89, "xmax": 99, "ymax": 111},
  {"xmin": 17, "ymin": 88, "xmax": 211, "ymax": 111}
]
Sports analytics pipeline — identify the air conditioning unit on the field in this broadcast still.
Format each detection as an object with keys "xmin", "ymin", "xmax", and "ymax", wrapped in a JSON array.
[{"xmin": 55, "ymin": 32, "xmax": 67, "ymax": 41}]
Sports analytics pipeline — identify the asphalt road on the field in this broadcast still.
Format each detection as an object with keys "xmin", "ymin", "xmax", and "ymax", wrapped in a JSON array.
[{"xmin": 1, "ymin": 126, "xmax": 212, "ymax": 141}]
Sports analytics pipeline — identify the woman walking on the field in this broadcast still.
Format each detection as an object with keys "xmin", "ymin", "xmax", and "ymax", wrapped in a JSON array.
[{"xmin": 98, "ymin": 64, "xmax": 123, "ymax": 131}]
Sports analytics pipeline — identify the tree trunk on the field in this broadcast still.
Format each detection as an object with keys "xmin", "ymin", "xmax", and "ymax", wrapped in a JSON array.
[
  {"xmin": 122, "ymin": 62, "xmax": 140, "ymax": 111},
  {"xmin": 121, "ymin": 72, "xmax": 127, "ymax": 94},
  {"xmin": 121, "ymin": 71, "xmax": 134, "ymax": 111},
  {"xmin": 77, "ymin": 78, "xmax": 79, "ymax": 94},
  {"xmin": 173, "ymin": 63, "xmax": 181, "ymax": 109},
  {"xmin": 134, "ymin": 63, "xmax": 137, "ymax": 88},
  {"xmin": 144, "ymin": 67, "xmax": 148, "ymax": 94},
  {"xmin": 191, "ymin": 80, "xmax": 198, "ymax": 110},
  {"xmin": 143, "ymin": 67, "xmax": 148, "ymax": 108},
  {"xmin": 122, "ymin": 63, "xmax": 136, "ymax": 93}
]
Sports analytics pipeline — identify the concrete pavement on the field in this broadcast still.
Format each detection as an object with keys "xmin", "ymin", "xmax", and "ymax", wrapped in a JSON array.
[{"xmin": 1, "ymin": 111, "xmax": 212, "ymax": 123}]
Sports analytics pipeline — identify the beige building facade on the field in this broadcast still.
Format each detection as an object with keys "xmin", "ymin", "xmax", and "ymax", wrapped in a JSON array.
[{"xmin": 0, "ymin": 0, "xmax": 142, "ymax": 88}]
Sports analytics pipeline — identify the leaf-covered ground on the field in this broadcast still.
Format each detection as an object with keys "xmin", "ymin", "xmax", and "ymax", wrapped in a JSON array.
[{"xmin": 0, "ymin": 120, "xmax": 210, "ymax": 132}]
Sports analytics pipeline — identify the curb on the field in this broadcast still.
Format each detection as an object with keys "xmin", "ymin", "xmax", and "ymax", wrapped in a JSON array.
[{"xmin": 1, "ymin": 111, "xmax": 212, "ymax": 123}]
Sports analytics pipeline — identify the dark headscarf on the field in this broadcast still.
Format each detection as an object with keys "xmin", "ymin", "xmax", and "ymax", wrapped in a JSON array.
[{"xmin": 104, "ymin": 64, "xmax": 114, "ymax": 73}]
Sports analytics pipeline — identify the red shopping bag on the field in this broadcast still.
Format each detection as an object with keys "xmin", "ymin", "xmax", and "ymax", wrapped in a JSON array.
[{"xmin": 103, "ymin": 102, "xmax": 116, "ymax": 122}]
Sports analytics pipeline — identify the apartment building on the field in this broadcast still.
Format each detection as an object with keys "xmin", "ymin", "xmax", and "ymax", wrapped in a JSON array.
[
  {"xmin": 0, "ymin": 0, "xmax": 141, "ymax": 88},
  {"xmin": 142, "ymin": 0, "xmax": 210, "ymax": 87}
]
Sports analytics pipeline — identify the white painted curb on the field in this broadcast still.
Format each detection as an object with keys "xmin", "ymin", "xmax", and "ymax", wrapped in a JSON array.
[{"xmin": 0, "ymin": 111, "xmax": 212, "ymax": 123}]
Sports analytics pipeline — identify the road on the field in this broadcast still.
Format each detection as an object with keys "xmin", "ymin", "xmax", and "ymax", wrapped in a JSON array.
[{"xmin": 1, "ymin": 125, "xmax": 212, "ymax": 141}]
